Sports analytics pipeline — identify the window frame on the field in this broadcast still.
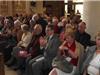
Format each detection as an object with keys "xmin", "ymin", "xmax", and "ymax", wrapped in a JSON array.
[{"xmin": 64, "ymin": 1, "xmax": 83, "ymax": 14}]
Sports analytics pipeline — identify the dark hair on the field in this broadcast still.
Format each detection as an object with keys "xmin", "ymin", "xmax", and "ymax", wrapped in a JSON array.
[
  {"xmin": 6, "ymin": 16, "xmax": 14, "ymax": 27},
  {"xmin": 47, "ymin": 24, "xmax": 54, "ymax": 30}
]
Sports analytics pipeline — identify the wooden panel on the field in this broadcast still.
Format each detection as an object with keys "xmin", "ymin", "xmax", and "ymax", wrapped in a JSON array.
[
  {"xmin": 13, "ymin": 1, "xmax": 26, "ymax": 14},
  {"xmin": 44, "ymin": 1, "xmax": 64, "ymax": 18},
  {"xmin": 0, "ymin": 1, "xmax": 28, "ymax": 16},
  {"xmin": 0, "ymin": 53, "xmax": 5, "ymax": 75},
  {"xmin": 0, "ymin": 1, "xmax": 8, "ymax": 16}
]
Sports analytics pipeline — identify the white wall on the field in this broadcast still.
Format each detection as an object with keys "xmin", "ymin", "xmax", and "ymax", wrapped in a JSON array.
[{"xmin": 83, "ymin": 1, "xmax": 100, "ymax": 40}]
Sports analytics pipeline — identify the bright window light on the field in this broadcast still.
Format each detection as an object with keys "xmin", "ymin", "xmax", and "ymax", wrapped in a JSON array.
[
  {"xmin": 73, "ymin": 0, "xmax": 83, "ymax": 2},
  {"xmin": 64, "ymin": 0, "xmax": 68, "ymax": 3}
]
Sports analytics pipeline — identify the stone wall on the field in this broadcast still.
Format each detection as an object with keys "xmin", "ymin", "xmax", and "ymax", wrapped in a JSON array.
[{"xmin": 83, "ymin": 1, "xmax": 100, "ymax": 40}]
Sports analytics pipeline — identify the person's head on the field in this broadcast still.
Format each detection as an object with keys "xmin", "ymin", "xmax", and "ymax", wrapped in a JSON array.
[
  {"xmin": 13, "ymin": 14, "xmax": 18, "ymax": 21},
  {"xmin": 17, "ymin": 15, "xmax": 23, "ymax": 22},
  {"xmin": 65, "ymin": 27, "xmax": 75, "ymax": 43},
  {"xmin": 14, "ymin": 23, "xmax": 21, "ymax": 30},
  {"xmin": 95, "ymin": 31, "xmax": 100, "ymax": 47},
  {"xmin": 4, "ymin": 18, "xmax": 9, "ymax": 26},
  {"xmin": 32, "ymin": 14, "xmax": 39, "ymax": 21},
  {"xmin": 61, "ymin": 18, "xmax": 68, "ymax": 26},
  {"xmin": 65, "ymin": 23, "xmax": 72, "ymax": 29},
  {"xmin": 52, "ymin": 17, "xmax": 58, "ymax": 25},
  {"xmin": 4, "ymin": 16, "xmax": 14, "ymax": 28},
  {"xmin": 21, "ymin": 24, "xmax": 29, "ymax": 33},
  {"xmin": 73, "ymin": 15, "xmax": 81, "ymax": 22},
  {"xmin": 45, "ymin": 24, "xmax": 54, "ymax": 36},
  {"xmin": 14, "ymin": 19, "xmax": 22, "ymax": 28},
  {"xmin": 78, "ymin": 22, "xmax": 86, "ymax": 33},
  {"xmin": 33, "ymin": 24, "xmax": 42, "ymax": 35}
]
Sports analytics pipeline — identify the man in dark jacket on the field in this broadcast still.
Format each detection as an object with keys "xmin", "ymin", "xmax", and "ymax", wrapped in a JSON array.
[{"xmin": 75, "ymin": 22, "xmax": 92, "ymax": 48}]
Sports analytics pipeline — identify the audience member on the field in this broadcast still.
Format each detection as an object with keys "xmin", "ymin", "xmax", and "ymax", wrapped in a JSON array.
[
  {"xmin": 74, "ymin": 31, "xmax": 100, "ymax": 75},
  {"xmin": 25, "ymin": 24, "xmax": 61, "ymax": 75},
  {"xmin": 49, "ymin": 27, "xmax": 84, "ymax": 75},
  {"xmin": 75, "ymin": 22, "xmax": 92, "ymax": 48},
  {"xmin": 6, "ymin": 24, "xmax": 32, "ymax": 70}
]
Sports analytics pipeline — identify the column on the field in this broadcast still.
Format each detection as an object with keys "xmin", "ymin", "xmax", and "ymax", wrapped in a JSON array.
[{"xmin": 83, "ymin": 1, "xmax": 100, "ymax": 40}]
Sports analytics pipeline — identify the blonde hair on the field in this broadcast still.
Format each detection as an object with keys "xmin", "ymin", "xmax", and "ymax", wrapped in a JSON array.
[
  {"xmin": 95, "ymin": 31, "xmax": 100, "ymax": 38},
  {"xmin": 65, "ymin": 26, "xmax": 75, "ymax": 38},
  {"xmin": 34, "ymin": 24, "xmax": 42, "ymax": 33}
]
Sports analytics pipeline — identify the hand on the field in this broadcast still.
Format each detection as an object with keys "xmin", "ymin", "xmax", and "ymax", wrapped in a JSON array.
[
  {"xmin": 26, "ymin": 53, "xmax": 31, "ymax": 57},
  {"xmin": 59, "ymin": 46, "xmax": 68, "ymax": 56},
  {"xmin": 59, "ymin": 46, "xmax": 63, "ymax": 50},
  {"xmin": 17, "ymin": 44, "xmax": 22, "ymax": 47},
  {"xmin": 59, "ymin": 46, "xmax": 68, "ymax": 50},
  {"xmin": 17, "ymin": 42, "xmax": 22, "ymax": 47}
]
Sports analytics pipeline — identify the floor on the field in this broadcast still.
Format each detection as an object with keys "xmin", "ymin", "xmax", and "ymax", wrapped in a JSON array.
[{"xmin": 5, "ymin": 66, "xmax": 17, "ymax": 75}]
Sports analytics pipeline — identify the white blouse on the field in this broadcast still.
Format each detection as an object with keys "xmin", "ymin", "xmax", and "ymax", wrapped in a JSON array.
[
  {"xmin": 88, "ymin": 53, "xmax": 100, "ymax": 75},
  {"xmin": 18, "ymin": 32, "xmax": 32, "ymax": 48}
]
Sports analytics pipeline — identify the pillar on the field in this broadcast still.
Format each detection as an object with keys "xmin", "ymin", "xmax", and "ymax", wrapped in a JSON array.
[{"xmin": 83, "ymin": 1, "xmax": 100, "ymax": 40}]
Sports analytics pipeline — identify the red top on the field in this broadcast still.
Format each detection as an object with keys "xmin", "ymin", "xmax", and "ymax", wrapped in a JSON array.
[
  {"xmin": 64, "ymin": 41, "xmax": 78, "ymax": 66},
  {"xmin": 54, "ymin": 24, "xmax": 59, "ymax": 34}
]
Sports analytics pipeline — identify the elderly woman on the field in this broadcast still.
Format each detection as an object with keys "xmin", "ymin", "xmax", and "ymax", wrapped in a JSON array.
[
  {"xmin": 74, "ymin": 31, "xmax": 100, "ymax": 75},
  {"xmin": 49, "ymin": 27, "xmax": 84, "ymax": 75},
  {"xmin": 29, "ymin": 14, "xmax": 39, "ymax": 31},
  {"xmin": 13, "ymin": 24, "xmax": 43, "ymax": 72},
  {"xmin": 26, "ymin": 24, "xmax": 43, "ymax": 60},
  {"xmin": 16, "ymin": 24, "xmax": 32, "ymax": 48},
  {"xmin": 6, "ymin": 24, "xmax": 32, "ymax": 69},
  {"xmin": 12, "ymin": 19, "xmax": 23, "ymax": 42},
  {"xmin": 0, "ymin": 16, "xmax": 17, "ymax": 62}
]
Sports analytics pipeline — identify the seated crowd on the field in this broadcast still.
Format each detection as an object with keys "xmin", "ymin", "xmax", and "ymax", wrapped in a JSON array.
[{"xmin": 0, "ymin": 13, "xmax": 98, "ymax": 75}]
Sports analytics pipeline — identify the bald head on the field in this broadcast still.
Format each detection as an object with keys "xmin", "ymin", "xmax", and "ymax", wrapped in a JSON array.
[{"xmin": 78, "ymin": 22, "xmax": 86, "ymax": 33}]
